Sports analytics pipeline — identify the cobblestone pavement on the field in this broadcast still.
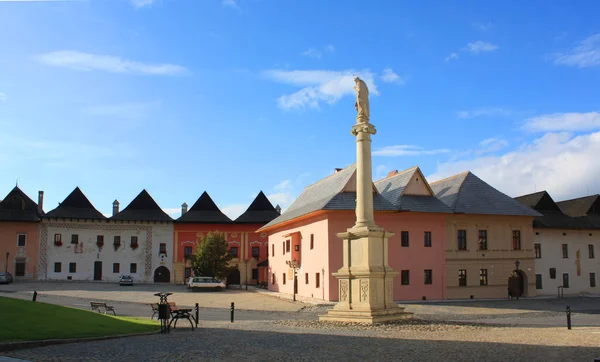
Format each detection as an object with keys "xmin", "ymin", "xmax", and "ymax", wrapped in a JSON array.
[{"xmin": 2, "ymin": 319, "xmax": 600, "ymax": 362}]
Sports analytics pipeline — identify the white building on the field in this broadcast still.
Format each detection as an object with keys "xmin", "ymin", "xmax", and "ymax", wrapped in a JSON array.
[
  {"xmin": 516, "ymin": 192, "xmax": 600, "ymax": 296},
  {"xmin": 38, "ymin": 188, "xmax": 174, "ymax": 283}
]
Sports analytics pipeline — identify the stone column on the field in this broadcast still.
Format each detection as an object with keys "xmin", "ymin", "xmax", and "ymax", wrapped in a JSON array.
[{"xmin": 319, "ymin": 116, "xmax": 412, "ymax": 324}]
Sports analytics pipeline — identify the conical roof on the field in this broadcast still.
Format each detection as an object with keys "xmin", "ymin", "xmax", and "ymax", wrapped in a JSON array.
[
  {"xmin": 176, "ymin": 191, "xmax": 232, "ymax": 223},
  {"xmin": 44, "ymin": 187, "xmax": 106, "ymax": 220},
  {"xmin": 0, "ymin": 186, "xmax": 41, "ymax": 221},
  {"xmin": 110, "ymin": 189, "xmax": 172, "ymax": 222},
  {"xmin": 234, "ymin": 191, "xmax": 280, "ymax": 224}
]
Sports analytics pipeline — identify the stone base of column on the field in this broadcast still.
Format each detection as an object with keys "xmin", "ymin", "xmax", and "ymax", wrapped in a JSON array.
[{"xmin": 318, "ymin": 227, "xmax": 413, "ymax": 324}]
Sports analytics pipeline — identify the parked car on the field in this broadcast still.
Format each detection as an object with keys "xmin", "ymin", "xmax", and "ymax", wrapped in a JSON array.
[
  {"xmin": 119, "ymin": 275, "xmax": 134, "ymax": 286},
  {"xmin": 0, "ymin": 272, "xmax": 13, "ymax": 284},
  {"xmin": 187, "ymin": 276, "xmax": 226, "ymax": 291}
]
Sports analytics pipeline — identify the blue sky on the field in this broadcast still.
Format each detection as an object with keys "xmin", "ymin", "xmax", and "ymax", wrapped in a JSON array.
[{"xmin": 1, "ymin": 0, "xmax": 599, "ymax": 218}]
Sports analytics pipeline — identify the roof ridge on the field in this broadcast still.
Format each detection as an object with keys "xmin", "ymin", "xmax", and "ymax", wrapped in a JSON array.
[
  {"xmin": 303, "ymin": 164, "xmax": 356, "ymax": 189},
  {"xmin": 429, "ymin": 170, "xmax": 470, "ymax": 185},
  {"xmin": 374, "ymin": 165, "xmax": 418, "ymax": 184}
]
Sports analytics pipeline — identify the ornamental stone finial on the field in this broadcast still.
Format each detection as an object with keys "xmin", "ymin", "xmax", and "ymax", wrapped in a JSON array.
[{"xmin": 354, "ymin": 77, "xmax": 370, "ymax": 123}]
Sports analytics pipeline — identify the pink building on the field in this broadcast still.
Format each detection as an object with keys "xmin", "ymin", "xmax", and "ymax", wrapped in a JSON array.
[{"xmin": 258, "ymin": 165, "xmax": 451, "ymax": 302}]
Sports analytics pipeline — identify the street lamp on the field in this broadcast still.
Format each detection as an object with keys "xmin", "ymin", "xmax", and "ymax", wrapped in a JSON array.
[
  {"xmin": 5, "ymin": 252, "xmax": 8, "ymax": 274},
  {"xmin": 515, "ymin": 260, "xmax": 520, "ymax": 271},
  {"xmin": 286, "ymin": 259, "xmax": 300, "ymax": 302}
]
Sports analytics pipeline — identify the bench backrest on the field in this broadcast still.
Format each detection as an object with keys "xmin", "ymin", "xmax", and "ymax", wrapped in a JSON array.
[{"xmin": 91, "ymin": 302, "xmax": 106, "ymax": 307}]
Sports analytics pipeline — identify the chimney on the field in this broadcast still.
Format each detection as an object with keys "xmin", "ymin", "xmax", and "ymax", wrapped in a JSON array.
[
  {"xmin": 334, "ymin": 168, "xmax": 343, "ymax": 173},
  {"xmin": 37, "ymin": 191, "xmax": 44, "ymax": 214},
  {"xmin": 181, "ymin": 202, "xmax": 188, "ymax": 216},
  {"xmin": 387, "ymin": 170, "xmax": 399, "ymax": 178},
  {"xmin": 275, "ymin": 204, "xmax": 282, "ymax": 214},
  {"xmin": 112, "ymin": 200, "xmax": 120, "ymax": 216}
]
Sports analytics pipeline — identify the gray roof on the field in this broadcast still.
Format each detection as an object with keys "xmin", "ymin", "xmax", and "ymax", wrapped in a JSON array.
[
  {"xmin": 556, "ymin": 195, "xmax": 600, "ymax": 217},
  {"xmin": 430, "ymin": 172, "xmax": 541, "ymax": 217},
  {"xmin": 44, "ymin": 187, "xmax": 106, "ymax": 220},
  {"xmin": 0, "ymin": 187, "xmax": 42, "ymax": 222},
  {"xmin": 260, "ymin": 165, "xmax": 396, "ymax": 230},
  {"xmin": 110, "ymin": 190, "xmax": 173, "ymax": 222},
  {"xmin": 375, "ymin": 167, "xmax": 453, "ymax": 213},
  {"xmin": 515, "ymin": 191, "xmax": 599, "ymax": 229}
]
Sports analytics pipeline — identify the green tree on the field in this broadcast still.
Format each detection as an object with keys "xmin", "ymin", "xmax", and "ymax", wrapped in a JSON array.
[{"xmin": 190, "ymin": 232, "xmax": 233, "ymax": 280}]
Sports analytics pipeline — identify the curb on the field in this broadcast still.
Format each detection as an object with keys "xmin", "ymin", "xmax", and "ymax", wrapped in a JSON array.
[{"xmin": 0, "ymin": 330, "xmax": 161, "ymax": 353}]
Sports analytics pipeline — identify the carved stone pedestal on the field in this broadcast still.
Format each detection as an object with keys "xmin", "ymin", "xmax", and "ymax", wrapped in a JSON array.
[{"xmin": 319, "ymin": 227, "xmax": 413, "ymax": 324}]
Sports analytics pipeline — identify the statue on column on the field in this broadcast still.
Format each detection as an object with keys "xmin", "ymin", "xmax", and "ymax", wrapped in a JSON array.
[{"xmin": 354, "ymin": 77, "xmax": 370, "ymax": 123}]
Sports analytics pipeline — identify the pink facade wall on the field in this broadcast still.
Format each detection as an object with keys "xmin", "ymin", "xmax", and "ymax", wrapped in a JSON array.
[
  {"xmin": 266, "ymin": 213, "xmax": 331, "ymax": 300},
  {"xmin": 0, "ymin": 221, "xmax": 40, "ymax": 280},
  {"xmin": 266, "ymin": 210, "xmax": 447, "ymax": 302}
]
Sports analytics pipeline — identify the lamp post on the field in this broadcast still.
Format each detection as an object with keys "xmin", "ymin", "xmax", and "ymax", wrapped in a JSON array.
[
  {"xmin": 286, "ymin": 259, "xmax": 300, "ymax": 302},
  {"xmin": 515, "ymin": 260, "xmax": 520, "ymax": 271},
  {"xmin": 5, "ymin": 252, "xmax": 8, "ymax": 274}
]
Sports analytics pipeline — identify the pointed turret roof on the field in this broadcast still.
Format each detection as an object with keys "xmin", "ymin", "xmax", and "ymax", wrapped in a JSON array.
[
  {"xmin": 234, "ymin": 191, "xmax": 280, "ymax": 224},
  {"xmin": 430, "ymin": 172, "xmax": 540, "ymax": 217},
  {"xmin": 44, "ymin": 187, "xmax": 106, "ymax": 220},
  {"xmin": 176, "ymin": 191, "xmax": 232, "ymax": 223},
  {"xmin": 0, "ymin": 186, "xmax": 42, "ymax": 222},
  {"xmin": 110, "ymin": 189, "xmax": 172, "ymax": 222},
  {"xmin": 557, "ymin": 195, "xmax": 600, "ymax": 217},
  {"xmin": 514, "ymin": 191, "xmax": 562, "ymax": 212}
]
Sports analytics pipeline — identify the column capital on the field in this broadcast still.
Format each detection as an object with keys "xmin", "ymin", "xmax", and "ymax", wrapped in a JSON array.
[{"xmin": 351, "ymin": 123, "xmax": 376, "ymax": 136}]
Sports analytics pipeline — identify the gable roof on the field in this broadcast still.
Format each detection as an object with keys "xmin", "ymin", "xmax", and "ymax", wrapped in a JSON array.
[
  {"xmin": 176, "ymin": 191, "xmax": 232, "ymax": 224},
  {"xmin": 374, "ymin": 167, "xmax": 452, "ymax": 213},
  {"xmin": 110, "ymin": 189, "xmax": 172, "ymax": 222},
  {"xmin": 514, "ymin": 191, "xmax": 562, "ymax": 212},
  {"xmin": 44, "ymin": 187, "xmax": 106, "ymax": 220},
  {"xmin": 557, "ymin": 195, "xmax": 600, "ymax": 217},
  {"xmin": 0, "ymin": 187, "xmax": 41, "ymax": 222},
  {"xmin": 234, "ymin": 191, "xmax": 280, "ymax": 224},
  {"xmin": 430, "ymin": 172, "xmax": 540, "ymax": 217},
  {"xmin": 260, "ymin": 164, "xmax": 396, "ymax": 230}
]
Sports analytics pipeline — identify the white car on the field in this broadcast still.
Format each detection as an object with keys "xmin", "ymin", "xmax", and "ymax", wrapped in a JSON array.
[{"xmin": 187, "ymin": 276, "xmax": 226, "ymax": 292}]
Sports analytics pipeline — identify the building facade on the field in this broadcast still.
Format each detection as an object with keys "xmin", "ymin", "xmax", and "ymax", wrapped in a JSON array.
[
  {"xmin": 431, "ymin": 172, "xmax": 539, "ymax": 299},
  {"xmin": 40, "ymin": 188, "xmax": 173, "ymax": 283},
  {"xmin": 260, "ymin": 166, "xmax": 451, "ymax": 302},
  {"xmin": 173, "ymin": 191, "xmax": 279, "ymax": 285},
  {"xmin": 0, "ymin": 187, "xmax": 43, "ymax": 280},
  {"xmin": 516, "ymin": 192, "xmax": 600, "ymax": 296}
]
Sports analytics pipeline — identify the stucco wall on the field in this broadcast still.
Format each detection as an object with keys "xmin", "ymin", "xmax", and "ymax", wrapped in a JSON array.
[
  {"xmin": 534, "ymin": 228, "xmax": 600, "ymax": 296},
  {"xmin": 173, "ymin": 224, "xmax": 270, "ymax": 285},
  {"xmin": 40, "ymin": 220, "xmax": 173, "ymax": 283},
  {"xmin": 266, "ymin": 214, "xmax": 330, "ymax": 300},
  {"xmin": 0, "ymin": 221, "xmax": 40, "ymax": 280},
  {"xmin": 444, "ymin": 214, "xmax": 536, "ymax": 299},
  {"xmin": 327, "ymin": 211, "xmax": 447, "ymax": 301}
]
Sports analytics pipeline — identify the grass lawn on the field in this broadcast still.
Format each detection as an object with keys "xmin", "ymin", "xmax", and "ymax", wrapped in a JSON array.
[{"xmin": 0, "ymin": 297, "xmax": 159, "ymax": 342}]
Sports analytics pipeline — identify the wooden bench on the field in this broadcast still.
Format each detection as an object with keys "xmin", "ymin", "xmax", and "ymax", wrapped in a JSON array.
[
  {"xmin": 150, "ymin": 302, "xmax": 178, "ymax": 319},
  {"xmin": 90, "ymin": 301, "xmax": 116, "ymax": 316}
]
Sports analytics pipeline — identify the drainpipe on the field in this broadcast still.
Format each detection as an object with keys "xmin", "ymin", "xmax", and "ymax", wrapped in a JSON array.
[{"xmin": 382, "ymin": 231, "xmax": 387, "ymax": 309}]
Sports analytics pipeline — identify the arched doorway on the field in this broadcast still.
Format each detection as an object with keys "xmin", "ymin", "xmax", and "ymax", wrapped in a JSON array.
[
  {"xmin": 154, "ymin": 266, "xmax": 171, "ymax": 283},
  {"xmin": 227, "ymin": 268, "xmax": 241, "ymax": 286},
  {"xmin": 508, "ymin": 270, "xmax": 528, "ymax": 299}
]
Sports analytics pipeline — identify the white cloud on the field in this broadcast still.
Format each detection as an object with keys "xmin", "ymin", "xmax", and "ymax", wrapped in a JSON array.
[
  {"xmin": 463, "ymin": 41, "xmax": 498, "ymax": 54},
  {"xmin": 380, "ymin": 68, "xmax": 404, "ymax": 84},
  {"xmin": 163, "ymin": 207, "xmax": 181, "ymax": 218},
  {"xmin": 222, "ymin": 0, "xmax": 241, "ymax": 11},
  {"xmin": 524, "ymin": 112, "xmax": 600, "ymax": 132},
  {"xmin": 457, "ymin": 107, "xmax": 511, "ymax": 119},
  {"xmin": 0, "ymin": 93, "xmax": 5, "ymax": 102},
  {"xmin": 84, "ymin": 101, "xmax": 161, "ymax": 120},
  {"xmin": 476, "ymin": 137, "xmax": 508, "ymax": 155},
  {"xmin": 302, "ymin": 48, "xmax": 322, "ymax": 59},
  {"xmin": 263, "ymin": 69, "xmax": 378, "ymax": 110},
  {"xmin": 220, "ymin": 204, "xmax": 247, "ymax": 220},
  {"xmin": 131, "ymin": 0, "xmax": 153, "ymax": 7},
  {"xmin": 373, "ymin": 145, "xmax": 450, "ymax": 157},
  {"xmin": 474, "ymin": 22, "xmax": 492, "ymax": 32},
  {"xmin": 274, "ymin": 179, "xmax": 293, "ymax": 191},
  {"xmin": 428, "ymin": 131, "xmax": 600, "ymax": 200},
  {"xmin": 326, "ymin": 45, "xmax": 335, "ymax": 53},
  {"xmin": 553, "ymin": 33, "xmax": 600, "ymax": 68},
  {"xmin": 445, "ymin": 52, "xmax": 459, "ymax": 62},
  {"xmin": 375, "ymin": 164, "xmax": 389, "ymax": 180},
  {"xmin": 37, "ymin": 51, "xmax": 189, "ymax": 76}
]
